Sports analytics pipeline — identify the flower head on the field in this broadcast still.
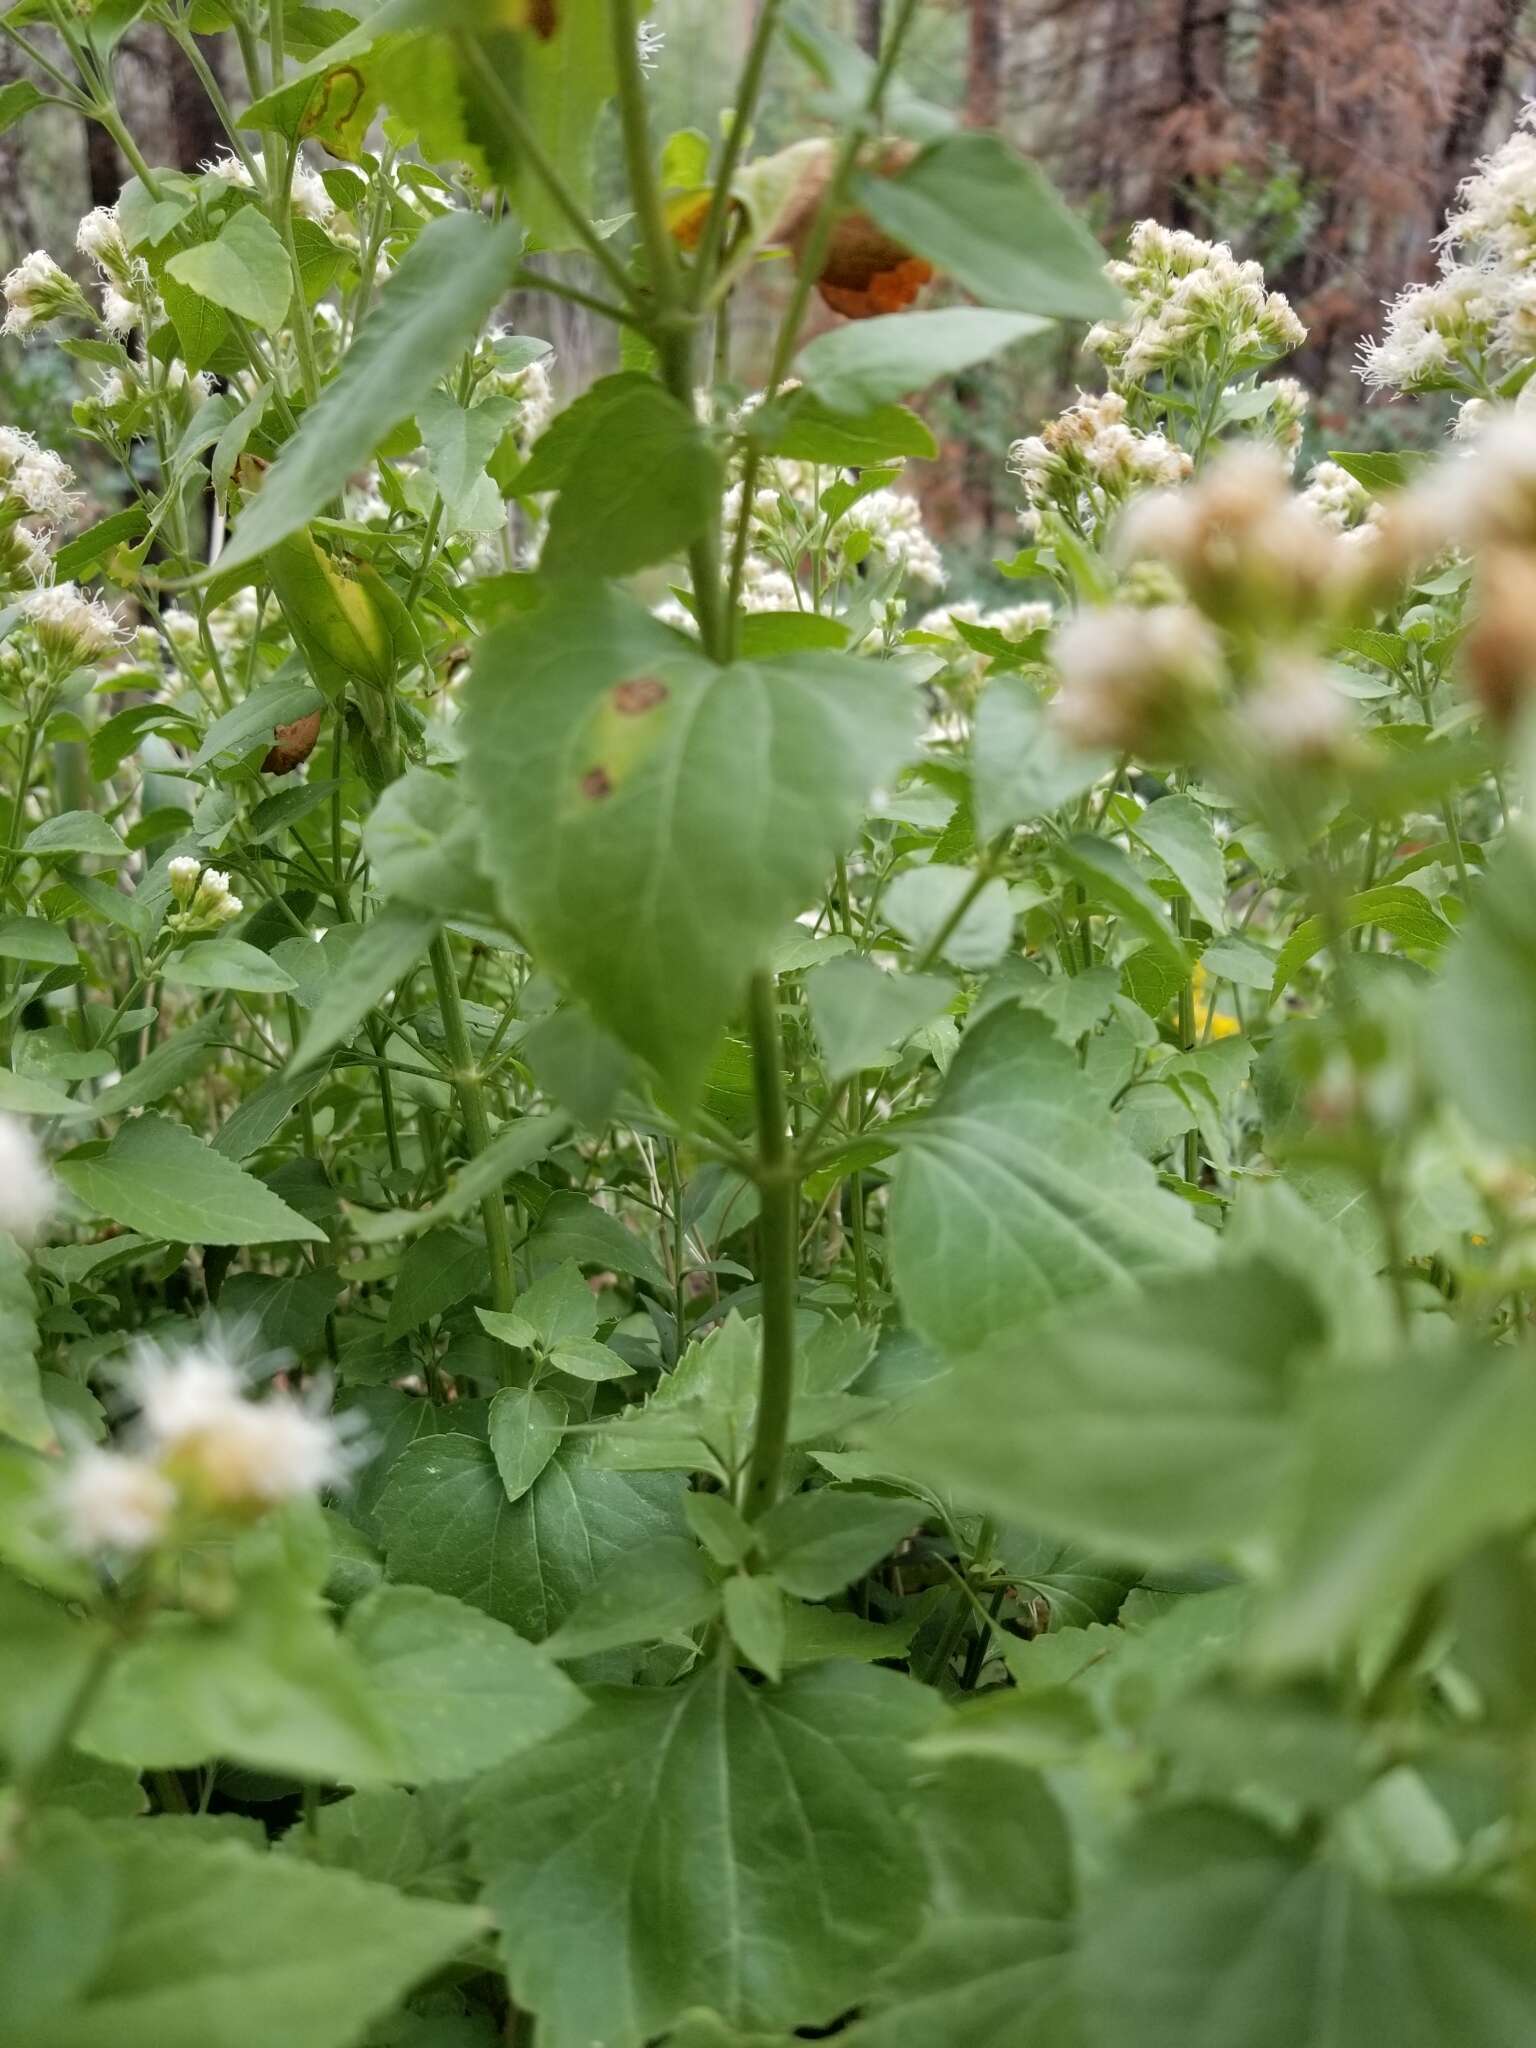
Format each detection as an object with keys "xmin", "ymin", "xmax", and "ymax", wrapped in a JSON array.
[
  {"xmin": 132, "ymin": 1343, "xmax": 353, "ymax": 1512},
  {"xmin": 1050, "ymin": 601, "xmax": 1224, "ymax": 755},
  {"xmin": 0, "ymin": 1113, "xmax": 53, "ymax": 1243},
  {"xmin": 2, "ymin": 250, "xmax": 87, "ymax": 337},
  {"xmin": 54, "ymin": 1446, "xmax": 175, "ymax": 1557},
  {"xmin": 21, "ymin": 583, "xmax": 123, "ymax": 668},
  {"xmin": 166, "ymin": 860, "xmax": 242, "ymax": 931}
]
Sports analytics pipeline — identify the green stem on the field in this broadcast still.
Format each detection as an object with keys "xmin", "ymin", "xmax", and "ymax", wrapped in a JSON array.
[
  {"xmin": 741, "ymin": 970, "xmax": 799, "ymax": 1520},
  {"xmin": 429, "ymin": 933, "xmax": 517, "ymax": 1314},
  {"xmin": 1175, "ymin": 893, "xmax": 1198, "ymax": 1184},
  {"xmin": 689, "ymin": 0, "xmax": 784, "ymax": 298},
  {"xmin": 607, "ymin": 0, "xmax": 678, "ymax": 302}
]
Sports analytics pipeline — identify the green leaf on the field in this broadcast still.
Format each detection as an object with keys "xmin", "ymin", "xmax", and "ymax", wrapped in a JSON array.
[
  {"xmin": 163, "ymin": 938, "xmax": 299, "ymax": 995},
  {"xmin": 470, "ymin": 1661, "xmax": 935, "ymax": 2045},
  {"xmin": 25, "ymin": 1829, "xmax": 477, "ymax": 2048},
  {"xmin": 160, "ymin": 275, "xmax": 231, "ymax": 373},
  {"xmin": 888, "ymin": 1008, "xmax": 1210, "ymax": 1358},
  {"xmin": 518, "ymin": 373, "xmax": 723, "ymax": 578},
  {"xmin": 82, "ymin": 1583, "xmax": 397, "ymax": 1782},
  {"xmin": 1272, "ymin": 884, "xmax": 1451, "ymax": 996},
  {"xmin": 542, "ymin": 1535, "xmax": 720, "ymax": 1660},
  {"xmin": 374, "ymin": 1432, "xmax": 686, "ymax": 1641},
  {"xmin": 0, "ymin": 1811, "xmax": 116, "ymax": 2034},
  {"xmin": 1200, "ymin": 932, "xmax": 1276, "ymax": 990},
  {"xmin": 191, "ymin": 674, "xmax": 324, "ymax": 767},
  {"xmin": 0, "ymin": 916, "xmax": 78, "ymax": 966},
  {"xmin": 463, "ymin": 585, "xmax": 917, "ymax": 1103},
  {"xmin": 488, "ymin": 1384, "xmax": 567, "ymax": 1503},
  {"xmin": 1081, "ymin": 1805, "xmax": 1536, "ymax": 2048},
  {"xmin": 1130, "ymin": 794, "xmax": 1228, "ymax": 931},
  {"xmin": 1326, "ymin": 447, "xmax": 1432, "ymax": 493},
  {"xmin": 0, "ymin": 1071, "xmax": 88, "ymax": 1118},
  {"xmin": 0, "ymin": 78, "xmax": 46, "ymax": 135},
  {"xmin": 847, "ymin": 1756, "xmax": 1074, "ymax": 2047},
  {"xmin": 521, "ymin": 1003, "xmax": 635, "ymax": 1130},
  {"xmin": 854, "ymin": 135, "xmax": 1119, "ymax": 321},
  {"xmin": 501, "ymin": 0, "xmax": 617, "ymax": 250},
  {"xmin": 216, "ymin": 212, "xmax": 521, "ymax": 572},
  {"xmin": 753, "ymin": 391, "xmax": 937, "ymax": 465},
  {"xmin": 22, "ymin": 812, "xmax": 127, "ymax": 861},
  {"xmin": 971, "ymin": 671, "xmax": 1106, "ymax": 837},
  {"xmin": 758, "ymin": 1486, "xmax": 923, "ymax": 1599},
  {"xmin": 1055, "ymin": 835, "xmax": 1187, "ymax": 979},
  {"xmin": 869, "ymin": 1258, "xmax": 1319, "ymax": 1566},
  {"xmin": 291, "ymin": 900, "xmax": 439, "ymax": 1072},
  {"xmin": 721, "ymin": 1575, "xmax": 785, "ymax": 1681},
  {"xmin": 805, "ymin": 956, "xmax": 953, "ymax": 1077},
  {"xmin": 355, "ymin": 1112, "xmax": 568, "ymax": 1243},
  {"xmin": 882, "ymin": 865, "xmax": 1012, "ymax": 970},
  {"xmin": 0, "ymin": 1239, "xmax": 52, "ymax": 1451},
  {"xmin": 53, "ymin": 504, "xmax": 150, "ymax": 582},
  {"xmin": 797, "ymin": 308, "xmax": 1052, "ymax": 413},
  {"xmin": 56, "ymin": 1113, "xmax": 327, "ymax": 1245},
  {"xmin": 1427, "ymin": 835, "xmax": 1536, "ymax": 1147},
  {"xmin": 166, "ymin": 206, "xmax": 292, "ymax": 330},
  {"xmin": 384, "ymin": 1228, "xmax": 488, "ymax": 1341},
  {"xmin": 1254, "ymin": 1345, "xmax": 1536, "ymax": 1671},
  {"xmin": 527, "ymin": 1190, "xmax": 668, "ymax": 1291},
  {"xmin": 418, "ymin": 389, "xmax": 513, "ymax": 535},
  {"xmin": 344, "ymin": 1582, "xmax": 585, "ymax": 1782}
]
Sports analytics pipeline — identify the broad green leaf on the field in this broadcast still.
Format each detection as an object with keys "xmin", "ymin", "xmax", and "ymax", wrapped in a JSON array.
[
  {"xmin": 796, "ymin": 308, "xmax": 1052, "ymax": 413},
  {"xmin": 805, "ymin": 956, "xmax": 953, "ymax": 1076},
  {"xmin": 374, "ymin": 1431, "xmax": 686, "ymax": 1641},
  {"xmin": 1130, "ymin": 794, "xmax": 1228, "ymax": 930},
  {"xmin": 0, "ymin": 916, "xmax": 77, "ymax": 966},
  {"xmin": 488, "ymin": 1384, "xmax": 567, "ymax": 1502},
  {"xmin": 291, "ymin": 901, "xmax": 439, "ymax": 1072},
  {"xmin": 527, "ymin": 1190, "xmax": 668, "ymax": 1290},
  {"xmin": 1272, "ymin": 884, "xmax": 1451, "ymax": 996},
  {"xmin": 0, "ymin": 1574, "xmax": 108, "ymax": 1770},
  {"xmin": 91, "ymin": 1019, "xmax": 222, "ymax": 1117},
  {"xmin": 1080, "ymin": 1804, "xmax": 1536, "ymax": 2048},
  {"xmin": 0, "ymin": 78, "xmax": 46, "ymax": 135},
  {"xmin": 518, "ymin": 374, "xmax": 723, "ymax": 577},
  {"xmin": 542, "ymin": 1535, "xmax": 720, "ymax": 1660},
  {"xmin": 1327, "ymin": 447, "xmax": 1432, "ymax": 493},
  {"xmin": 216, "ymin": 212, "xmax": 521, "ymax": 572},
  {"xmin": 0, "ymin": 1070, "xmax": 87, "ymax": 1118},
  {"xmin": 757, "ymin": 1486, "xmax": 923, "ymax": 1598},
  {"xmin": 499, "ymin": 0, "xmax": 617, "ymax": 249},
  {"xmin": 163, "ymin": 938, "xmax": 299, "ymax": 994},
  {"xmin": 344, "ymin": 1582, "xmax": 585, "ymax": 1781},
  {"xmin": 887, "ymin": 1008, "xmax": 1210, "ymax": 1357},
  {"xmin": 869, "ymin": 1259, "xmax": 1319, "ymax": 1566},
  {"xmin": 1427, "ymin": 835, "xmax": 1536, "ymax": 1147},
  {"xmin": 521, "ymin": 1004, "xmax": 635, "ymax": 1130},
  {"xmin": 418, "ymin": 389, "xmax": 513, "ymax": 534},
  {"xmin": 220, "ymin": 1265, "xmax": 341, "ymax": 1357},
  {"xmin": 463, "ymin": 586, "xmax": 918, "ymax": 1102},
  {"xmin": 471, "ymin": 1660, "xmax": 936, "ymax": 2046},
  {"xmin": 0, "ymin": 1811, "xmax": 115, "ymax": 2033},
  {"xmin": 971, "ymin": 671, "xmax": 1106, "ymax": 837},
  {"xmin": 1254, "ymin": 1346, "xmax": 1536, "ymax": 1671},
  {"xmin": 25, "ymin": 1829, "xmax": 477, "ymax": 2048},
  {"xmin": 384, "ymin": 1228, "xmax": 488, "ymax": 1341},
  {"xmin": 191, "ymin": 673, "xmax": 324, "ymax": 767},
  {"xmin": 167, "ymin": 207, "xmax": 292, "ymax": 330},
  {"xmin": 56, "ymin": 1113, "xmax": 327, "ymax": 1245},
  {"xmin": 0, "ymin": 1234, "xmax": 52, "ymax": 1449},
  {"xmin": 1201, "ymin": 932, "xmax": 1276, "ymax": 989},
  {"xmin": 81, "ymin": 1584, "xmax": 397, "ymax": 1782},
  {"xmin": 853, "ymin": 134, "xmax": 1120, "ymax": 321},
  {"xmin": 22, "ymin": 811, "xmax": 127, "ymax": 861},
  {"xmin": 846, "ymin": 1755, "xmax": 1075, "ymax": 2047},
  {"xmin": 883, "ymin": 865, "xmax": 1012, "ymax": 970}
]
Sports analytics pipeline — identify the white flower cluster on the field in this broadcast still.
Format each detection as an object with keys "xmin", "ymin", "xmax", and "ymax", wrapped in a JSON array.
[
  {"xmin": 1299, "ymin": 459, "xmax": 1379, "ymax": 535},
  {"xmin": 76, "ymin": 202, "xmax": 152, "ymax": 337},
  {"xmin": 21, "ymin": 582, "xmax": 123, "ymax": 668},
  {"xmin": 1051, "ymin": 601, "xmax": 1222, "ymax": 753},
  {"xmin": 0, "ymin": 1113, "xmax": 54, "ymax": 1243},
  {"xmin": 1, "ymin": 250, "xmax": 87, "ymax": 338},
  {"xmin": 202, "ymin": 150, "xmax": 336, "ymax": 226},
  {"xmin": 167, "ymin": 856, "xmax": 242, "ymax": 930},
  {"xmin": 1009, "ymin": 389, "xmax": 1191, "ymax": 539},
  {"xmin": 1361, "ymin": 106, "xmax": 1536, "ymax": 394},
  {"xmin": 54, "ymin": 1343, "xmax": 354, "ymax": 1557},
  {"xmin": 916, "ymin": 597, "xmax": 1052, "ymax": 643},
  {"xmin": 1086, "ymin": 221, "xmax": 1307, "ymax": 387}
]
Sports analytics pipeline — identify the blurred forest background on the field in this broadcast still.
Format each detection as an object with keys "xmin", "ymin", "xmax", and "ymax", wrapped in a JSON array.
[{"xmin": 4, "ymin": 0, "xmax": 1536, "ymax": 594}]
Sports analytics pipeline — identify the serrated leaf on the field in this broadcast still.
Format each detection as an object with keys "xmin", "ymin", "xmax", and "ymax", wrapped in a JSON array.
[
  {"xmin": 167, "ymin": 206, "xmax": 292, "ymax": 330},
  {"xmin": 56, "ymin": 1113, "xmax": 327, "ymax": 1245},
  {"xmin": 758, "ymin": 1487, "xmax": 923, "ymax": 1598}
]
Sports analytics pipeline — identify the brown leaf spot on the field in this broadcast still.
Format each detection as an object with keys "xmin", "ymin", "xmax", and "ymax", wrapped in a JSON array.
[
  {"xmin": 262, "ymin": 710, "xmax": 323, "ymax": 775},
  {"xmin": 527, "ymin": 0, "xmax": 559, "ymax": 36},
  {"xmin": 612, "ymin": 676, "xmax": 669, "ymax": 716},
  {"xmin": 580, "ymin": 766, "xmax": 614, "ymax": 801}
]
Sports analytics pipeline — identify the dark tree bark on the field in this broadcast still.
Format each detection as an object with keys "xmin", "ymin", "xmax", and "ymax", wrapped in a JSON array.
[
  {"xmin": 854, "ymin": 0, "xmax": 883, "ymax": 58},
  {"xmin": 965, "ymin": 0, "xmax": 1004, "ymax": 131}
]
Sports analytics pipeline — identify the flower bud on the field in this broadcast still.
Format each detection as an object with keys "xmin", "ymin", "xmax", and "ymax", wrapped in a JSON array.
[{"xmin": 1, "ymin": 251, "xmax": 90, "ymax": 337}]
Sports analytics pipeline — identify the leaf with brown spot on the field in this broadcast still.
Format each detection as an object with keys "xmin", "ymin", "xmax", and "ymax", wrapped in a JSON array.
[
  {"xmin": 611, "ymin": 677, "xmax": 669, "ymax": 716},
  {"xmin": 262, "ymin": 710, "xmax": 323, "ymax": 775}
]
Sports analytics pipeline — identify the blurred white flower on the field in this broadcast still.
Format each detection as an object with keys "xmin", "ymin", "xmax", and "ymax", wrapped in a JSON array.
[
  {"xmin": 133, "ymin": 1343, "xmax": 354, "ymax": 1509},
  {"xmin": 0, "ymin": 1113, "xmax": 54, "ymax": 1242},
  {"xmin": 1051, "ymin": 601, "xmax": 1223, "ymax": 754},
  {"xmin": 2, "ymin": 250, "xmax": 85, "ymax": 337},
  {"xmin": 54, "ymin": 1446, "xmax": 175, "ymax": 1556}
]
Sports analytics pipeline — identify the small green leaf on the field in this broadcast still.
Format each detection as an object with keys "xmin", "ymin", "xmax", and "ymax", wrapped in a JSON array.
[
  {"xmin": 56, "ymin": 1113, "xmax": 327, "ymax": 1245},
  {"xmin": 23, "ymin": 812, "xmax": 128, "ymax": 861},
  {"xmin": 722, "ymin": 1574, "xmax": 785, "ymax": 1682},
  {"xmin": 0, "ymin": 917, "xmax": 77, "ymax": 966},
  {"xmin": 805, "ymin": 956, "xmax": 953, "ymax": 1077},
  {"xmin": 0, "ymin": 1235, "xmax": 52, "ymax": 1450},
  {"xmin": 1272, "ymin": 884, "xmax": 1451, "ymax": 996},
  {"xmin": 758, "ymin": 1487, "xmax": 923, "ymax": 1599},
  {"xmin": 163, "ymin": 939, "xmax": 299, "ymax": 995},
  {"xmin": 1130, "ymin": 794, "xmax": 1228, "ymax": 931},
  {"xmin": 167, "ymin": 207, "xmax": 293, "ymax": 331},
  {"xmin": 488, "ymin": 1385, "xmax": 567, "ymax": 1504},
  {"xmin": 797, "ymin": 308, "xmax": 1052, "ymax": 413},
  {"xmin": 542, "ymin": 1536, "xmax": 720, "ymax": 1660}
]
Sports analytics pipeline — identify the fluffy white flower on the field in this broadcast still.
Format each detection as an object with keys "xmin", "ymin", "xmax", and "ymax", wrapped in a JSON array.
[
  {"xmin": 1300, "ymin": 459, "xmax": 1376, "ymax": 533},
  {"xmin": 1009, "ymin": 389, "xmax": 1191, "ymax": 536},
  {"xmin": 133, "ymin": 1345, "xmax": 352, "ymax": 1508},
  {"xmin": 0, "ymin": 1113, "xmax": 53, "ymax": 1242},
  {"xmin": 1358, "ymin": 268, "xmax": 1501, "ymax": 393},
  {"xmin": 1239, "ymin": 657, "xmax": 1353, "ymax": 763},
  {"xmin": 1051, "ymin": 602, "xmax": 1223, "ymax": 753},
  {"xmin": 11, "ymin": 448, "xmax": 79, "ymax": 525},
  {"xmin": 22, "ymin": 583, "xmax": 122, "ymax": 665},
  {"xmin": 2, "ymin": 250, "xmax": 81, "ymax": 336},
  {"xmin": 835, "ymin": 487, "xmax": 946, "ymax": 590},
  {"xmin": 54, "ymin": 1446, "xmax": 174, "ymax": 1556},
  {"xmin": 1090, "ymin": 223, "xmax": 1305, "ymax": 387},
  {"xmin": 202, "ymin": 151, "xmax": 334, "ymax": 225},
  {"xmin": 167, "ymin": 862, "xmax": 242, "ymax": 929},
  {"xmin": 100, "ymin": 285, "xmax": 141, "ymax": 336}
]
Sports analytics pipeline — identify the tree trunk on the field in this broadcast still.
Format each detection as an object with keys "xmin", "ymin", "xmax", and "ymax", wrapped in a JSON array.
[
  {"xmin": 965, "ymin": 0, "xmax": 1004, "ymax": 131},
  {"xmin": 854, "ymin": 0, "xmax": 883, "ymax": 58}
]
